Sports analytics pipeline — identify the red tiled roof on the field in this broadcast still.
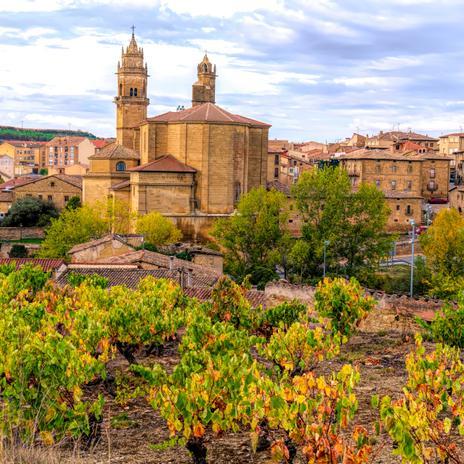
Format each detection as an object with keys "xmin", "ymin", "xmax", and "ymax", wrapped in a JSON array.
[
  {"xmin": 0, "ymin": 176, "xmax": 39, "ymax": 190},
  {"xmin": 402, "ymin": 141, "xmax": 424, "ymax": 152},
  {"xmin": 12, "ymin": 174, "xmax": 82, "ymax": 190},
  {"xmin": 147, "ymin": 102, "xmax": 271, "ymax": 128},
  {"xmin": 0, "ymin": 258, "xmax": 65, "ymax": 273},
  {"xmin": 129, "ymin": 155, "xmax": 196, "ymax": 173},
  {"xmin": 89, "ymin": 142, "xmax": 139, "ymax": 160},
  {"xmin": 91, "ymin": 139, "xmax": 110, "ymax": 149},
  {"xmin": 440, "ymin": 132, "xmax": 464, "ymax": 138},
  {"xmin": 0, "ymin": 140, "xmax": 47, "ymax": 148}
]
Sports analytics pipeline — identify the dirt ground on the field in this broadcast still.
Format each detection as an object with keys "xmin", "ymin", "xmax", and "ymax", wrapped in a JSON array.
[{"xmin": 51, "ymin": 323, "xmax": 431, "ymax": 464}]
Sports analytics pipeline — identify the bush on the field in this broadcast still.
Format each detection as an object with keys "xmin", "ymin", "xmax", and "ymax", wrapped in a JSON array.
[
  {"xmin": 67, "ymin": 272, "xmax": 109, "ymax": 289},
  {"xmin": 315, "ymin": 277, "xmax": 375, "ymax": 339},
  {"xmin": 9, "ymin": 244, "xmax": 28, "ymax": 258},
  {"xmin": 258, "ymin": 300, "xmax": 307, "ymax": 333},
  {"xmin": 136, "ymin": 212, "xmax": 182, "ymax": 247},
  {"xmin": 2, "ymin": 197, "xmax": 59, "ymax": 227}
]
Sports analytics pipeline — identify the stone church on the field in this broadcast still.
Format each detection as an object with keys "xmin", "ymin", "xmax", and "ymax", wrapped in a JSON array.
[{"xmin": 83, "ymin": 32, "xmax": 271, "ymax": 238}]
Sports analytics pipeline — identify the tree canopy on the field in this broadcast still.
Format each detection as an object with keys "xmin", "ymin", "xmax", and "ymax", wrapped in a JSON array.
[
  {"xmin": 212, "ymin": 186, "xmax": 290, "ymax": 288},
  {"xmin": 1, "ymin": 197, "xmax": 59, "ymax": 227},
  {"xmin": 290, "ymin": 166, "xmax": 393, "ymax": 279},
  {"xmin": 136, "ymin": 212, "xmax": 182, "ymax": 247}
]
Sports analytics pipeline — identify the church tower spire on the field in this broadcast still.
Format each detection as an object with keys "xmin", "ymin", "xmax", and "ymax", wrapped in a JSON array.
[
  {"xmin": 192, "ymin": 53, "xmax": 217, "ymax": 107},
  {"xmin": 114, "ymin": 28, "xmax": 149, "ymax": 150}
]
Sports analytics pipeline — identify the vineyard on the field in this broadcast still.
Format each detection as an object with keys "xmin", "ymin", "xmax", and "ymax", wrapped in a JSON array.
[{"xmin": 0, "ymin": 265, "xmax": 464, "ymax": 463}]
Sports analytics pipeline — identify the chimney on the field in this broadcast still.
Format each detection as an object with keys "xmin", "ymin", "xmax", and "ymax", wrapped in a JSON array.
[{"xmin": 169, "ymin": 256, "xmax": 175, "ymax": 271}]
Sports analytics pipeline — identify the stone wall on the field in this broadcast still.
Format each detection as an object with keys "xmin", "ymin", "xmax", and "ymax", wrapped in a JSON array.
[
  {"xmin": 264, "ymin": 281, "xmax": 444, "ymax": 332},
  {"xmin": 0, "ymin": 227, "xmax": 44, "ymax": 241}
]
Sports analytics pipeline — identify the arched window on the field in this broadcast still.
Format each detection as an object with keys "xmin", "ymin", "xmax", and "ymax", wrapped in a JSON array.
[
  {"xmin": 119, "ymin": 83, "xmax": 122, "ymax": 96},
  {"xmin": 116, "ymin": 161, "xmax": 126, "ymax": 171},
  {"xmin": 203, "ymin": 63, "xmax": 208, "ymax": 73},
  {"xmin": 134, "ymin": 88, "xmax": 138, "ymax": 97},
  {"xmin": 130, "ymin": 88, "xmax": 134, "ymax": 97}
]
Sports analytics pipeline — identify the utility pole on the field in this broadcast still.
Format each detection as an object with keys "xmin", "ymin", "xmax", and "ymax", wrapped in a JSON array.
[{"xmin": 410, "ymin": 219, "xmax": 415, "ymax": 298}]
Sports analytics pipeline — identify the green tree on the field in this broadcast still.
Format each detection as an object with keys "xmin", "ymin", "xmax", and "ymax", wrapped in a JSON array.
[
  {"xmin": 38, "ymin": 205, "xmax": 108, "ymax": 258},
  {"xmin": 291, "ymin": 167, "xmax": 392, "ymax": 278},
  {"xmin": 136, "ymin": 211, "xmax": 182, "ymax": 247},
  {"xmin": 420, "ymin": 208, "xmax": 464, "ymax": 277},
  {"xmin": 212, "ymin": 187, "xmax": 290, "ymax": 287},
  {"xmin": 1, "ymin": 197, "xmax": 59, "ymax": 227},
  {"xmin": 65, "ymin": 195, "xmax": 81, "ymax": 210}
]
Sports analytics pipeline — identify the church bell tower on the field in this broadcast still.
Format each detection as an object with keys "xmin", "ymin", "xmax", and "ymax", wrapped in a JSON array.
[
  {"xmin": 192, "ymin": 54, "xmax": 216, "ymax": 107},
  {"xmin": 114, "ymin": 29, "xmax": 149, "ymax": 150}
]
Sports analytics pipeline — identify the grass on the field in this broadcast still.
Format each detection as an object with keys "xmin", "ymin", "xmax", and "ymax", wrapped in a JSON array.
[
  {"xmin": 7, "ymin": 238, "xmax": 43, "ymax": 244},
  {"xmin": 0, "ymin": 444, "xmax": 70, "ymax": 464}
]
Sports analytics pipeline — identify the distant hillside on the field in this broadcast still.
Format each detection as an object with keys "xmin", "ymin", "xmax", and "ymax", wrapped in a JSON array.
[{"xmin": 0, "ymin": 125, "xmax": 97, "ymax": 142}]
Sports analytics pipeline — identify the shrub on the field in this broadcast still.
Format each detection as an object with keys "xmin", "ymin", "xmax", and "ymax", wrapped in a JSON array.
[
  {"xmin": 2, "ymin": 197, "xmax": 59, "ymax": 227},
  {"xmin": 9, "ymin": 244, "xmax": 28, "ymax": 258},
  {"xmin": 67, "ymin": 272, "xmax": 109, "ymax": 289},
  {"xmin": 315, "ymin": 277, "xmax": 375, "ymax": 340}
]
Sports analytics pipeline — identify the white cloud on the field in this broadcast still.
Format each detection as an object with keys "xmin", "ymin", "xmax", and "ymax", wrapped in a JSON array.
[{"xmin": 368, "ymin": 56, "xmax": 423, "ymax": 71}]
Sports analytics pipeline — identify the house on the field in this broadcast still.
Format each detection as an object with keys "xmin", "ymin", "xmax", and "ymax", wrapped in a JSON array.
[
  {"xmin": 366, "ymin": 131, "xmax": 439, "ymax": 151},
  {"xmin": 45, "ymin": 136, "xmax": 95, "ymax": 168},
  {"xmin": 0, "ymin": 140, "xmax": 46, "ymax": 176},
  {"xmin": 11, "ymin": 174, "xmax": 82, "ymax": 210}
]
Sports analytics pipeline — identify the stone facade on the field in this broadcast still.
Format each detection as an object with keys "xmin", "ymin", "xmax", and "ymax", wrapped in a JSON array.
[
  {"xmin": 192, "ymin": 54, "xmax": 216, "ymax": 107},
  {"xmin": 13, "ymin": 174, "xmax": 82, "ymax": 210},
  {"xmin": 339, "ymin": 149, "xmax": 451, "ymax": 231},
  {"xmin": 69, "ymin": 235, "xmax": 134, "ymax": 263}
]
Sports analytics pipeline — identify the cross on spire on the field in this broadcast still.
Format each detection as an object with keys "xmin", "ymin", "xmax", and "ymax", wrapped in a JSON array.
[{"xmin": 131, "ymin": 25, "xmax": 135, "ymax": 36}]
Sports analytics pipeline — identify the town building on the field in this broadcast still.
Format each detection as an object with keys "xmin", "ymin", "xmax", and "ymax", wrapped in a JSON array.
[
  {"xmin": 339, "ymin": 149, "xmax": 451, "ymax": 231},
  {"xmin": 0, "ymin": 140, "xmax": 45, "ymax": 176},
  {"xmin": 365, "ymin": 131, "xmax": 439, "ymax": 151},
  {"xmin": 44, "ymin": 136, "xmax": 95, "ymax": 168},
  {"xmin": 0, "ymin": 155, "xmax": 14, "ymax": 181},
  {"xmin": 0, "ymin": 174, "xmax": 82, "ymax": 210},
  {"xmin": 449, "ymin": 186, "xmax": 464, "ymax": 214},
  {"xmin": 83, "ymin": 32, "xmax": 270, "ymax": 239},
  {"xmin": 438, "ymin": 132, "xmax": 464, "ymax": 156}
]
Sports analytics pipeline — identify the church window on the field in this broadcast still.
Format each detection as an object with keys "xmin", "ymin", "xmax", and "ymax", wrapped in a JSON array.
[
  {"xmin": 119, "ymin": 83, "xmax": 122, "ymax": 96},
  {"xmin": 116, "ymin": 161, "xmax": 126, "ymax": 171},
  {"xmin": 130, "ymin": 88, "xmax": 134, "ymax": 97},
  {"xmin": 234, "ymin": 182, "xmax": 241, "ymax": 204},
  {"xmin": 203, "ymin": 63, "xmax": 208, "ymax": 73},
  {"xmin": 134, "ymin": 88, "xmax": 138, "ymax": 97}
]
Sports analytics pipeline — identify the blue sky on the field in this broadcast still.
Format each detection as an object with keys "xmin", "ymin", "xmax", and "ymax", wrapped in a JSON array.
[{"xmin": 1, "ymin": 0, "xmax": 464, "ymax": 142}]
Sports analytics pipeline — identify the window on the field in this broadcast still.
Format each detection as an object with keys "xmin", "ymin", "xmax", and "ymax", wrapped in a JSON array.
[
  {"xmin": 406, "ymin": 205, "xmax": 412, "ymax": 215},
  {"xmin": 375, "ymin": 179, "xmax": 380, "ymax": 187},
  {"xmin": 50, "ymin": 181, "xmax": 55, "ymax": 187},
  {"xmin": 274, "ymin": 167, "xmax": 279, "ymax": 179},
  {"xmin": 407, "ymin": 162, "xmax": 413, "ymax": 173},
  {"xmin": 391, "ymin": 180, "xmax": 397, "ymax": 190},
  {"xmin": 116, "ymin": 161, "xmax": 126, "ymax": 171},
  {"xmin": 64, "ymin": 196, "xmax": 69, "ymax": 202},
  {"xmin": 391, "ymin": 164, "xmax": 397, "ymax": 173},
  {"xmin": 407, "ymin": 180, "xmax": 412, "ymax": 190},
  {"xmin": 130, "ymin": 88, "xmax": 134, "ymax": 97},
  {"xmin": 396, "ymin": 204, "xmax": 400, "ymax": 211},
  {"xmin": 274, "ymin": 154, "xmax": 279, "ymax": 165},
  {"xmin": 38, "ymin": 195, "xmax": 42, "ymax": 200},
  {"xmin": 430, "ymin": 168, "xmax": 436, "ymax": 178},
  {"xmin": 47, "ymin": 195, "xmax": 52, "ymax": 202},
  {"xmin": 234, "ymin": 182, "xmax": 241, "ymax": 203},
  {"xmin": 428, "ymin": 180, "xmax": 437, "ymax": 191},
  {"xmin": 134, "ymin": 88, "xmax": 138, "ymax": 97},
  {"xmin": 203, "ymin": 63, "xmax": 208, "ymax": 73},
  {"xmin": 119, "ymin": 83, "xmax": 122, "ymax": 96}
]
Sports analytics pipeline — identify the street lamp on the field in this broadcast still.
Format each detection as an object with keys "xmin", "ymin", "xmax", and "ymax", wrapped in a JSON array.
[
  {"xmin": 410, "ymin": 219, "xmax": 415, "ymax": 298},
  {"xmin": 323, "ymin": 240, "xmax": 330, "ymax": 278}
]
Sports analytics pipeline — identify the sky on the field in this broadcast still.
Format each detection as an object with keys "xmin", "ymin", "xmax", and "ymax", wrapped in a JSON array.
[{"xmin": 1, "ymin": 0, "xmax": 464, "ymax": 142}]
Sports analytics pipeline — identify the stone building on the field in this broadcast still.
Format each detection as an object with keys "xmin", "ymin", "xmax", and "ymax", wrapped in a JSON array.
[
  {"xmin": 366, "ymin": 131, "xmax": 439, "ymax": 151},
  {"xmin": 83, "ymin": 32, "xmax": 270, "ymax": 238},
  {"xmin": 4, "ymin": 174, "xmax": 82, "ymax": 210},
  {"xmin": 449, "ymin": 186, "xmax": 464, "ymax": 214},
  {"xmin": 339, "ymin": 149, "xmax": 451, "ymax": 231}
]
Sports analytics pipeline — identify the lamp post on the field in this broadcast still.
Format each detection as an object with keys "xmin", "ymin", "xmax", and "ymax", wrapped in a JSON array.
[
  {"xmin": 323, "ymin": 240, "xmax": 330, "ymax": 278},
  {"xmin": 410, "ymin": 219, "xmax": 415, "ymax": 298}
]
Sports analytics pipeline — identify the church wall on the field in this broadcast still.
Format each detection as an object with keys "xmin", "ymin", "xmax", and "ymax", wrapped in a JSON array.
[
  {"xmin": 130, "ymin": 171, "xmax": 194, "ymax": 215},
  {"xmin": 83, "ymin": 175, "xmax": 115, "ymax": 205},
  {"xmin": 247, "ymin": 127, "xmax": 268, "ymax": 191}
]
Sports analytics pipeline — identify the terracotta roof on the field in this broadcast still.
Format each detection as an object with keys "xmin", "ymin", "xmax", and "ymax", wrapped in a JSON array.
[
  {"xmin": 56, "ymin": 267, "xmax": 214, "ymax": 289},
  {"xmin": 147, "ymin": 102, "xmax": 271, "ymax": 128},
  {"xmin": 0, "ymin": 258, "xmax": 65, "ymax": 273},
  {"xmin": 89, "ymin": 142, "xmax": 139, "ymax": 160},
  {"xmin": 339, "ymin": 149, "xmax": 450, "ymax": 161},
  {"xmin": 111, "ymin": 179, "xmax": 130, "ymax": 191},
  {"xmin": 13, "ymin": 174, "xmax": 82, "ymax": 190},
  {"xmin": 129, "ymin": 155, "xmax": 196, "ymax": 173},
  {"xmin": 96, "ymin": 249, "xmax": 221, "ymax": 286},
  {"xmin": 440, "ymin": 132, "xmax": 464, "ymax": 138},
  {"xmin": 184, "ymin": 287, "xmax": 266, "ymax": 308},
  {"xmin": 91, "ymin": 139, "xmax": 111, "ymax": 149},
  {"xmin": 0, "ymin": 176, "xmax": 39, "ymax": 190},
  {"xmin": 402, "ymin": 141, "xmax": 424, "ymax": 152},
  {"xmin": 370, "ymin": 131, "xmax": 438, "ymax": 142},
  {"xmin": 69, "ymin": 234, "xmax": 128, "ymax": 254},
  {"xmin": 267, "ymin": 180, "xmax": 290, "ymax": 197},
  {"xmin": 268, "ymin": 139, "xmax": 290, "ymax": 151},
  {"xmin": 0, "ymin": 140, "xmax": 46, "ymax": 148},
  {"xmin": 46, "ymin": 136, "xmax": 87, "ymax": 146}
]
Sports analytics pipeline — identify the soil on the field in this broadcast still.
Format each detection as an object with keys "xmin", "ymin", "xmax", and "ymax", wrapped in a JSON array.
[{"xmin": 57, "ymin": 323, "xmax": 459, "ymax": 464}]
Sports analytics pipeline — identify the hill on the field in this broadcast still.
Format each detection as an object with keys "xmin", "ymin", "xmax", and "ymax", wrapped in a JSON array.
[{"xmin": 0, "ymin": 125, "xmax": 97, "ymax": 142}]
